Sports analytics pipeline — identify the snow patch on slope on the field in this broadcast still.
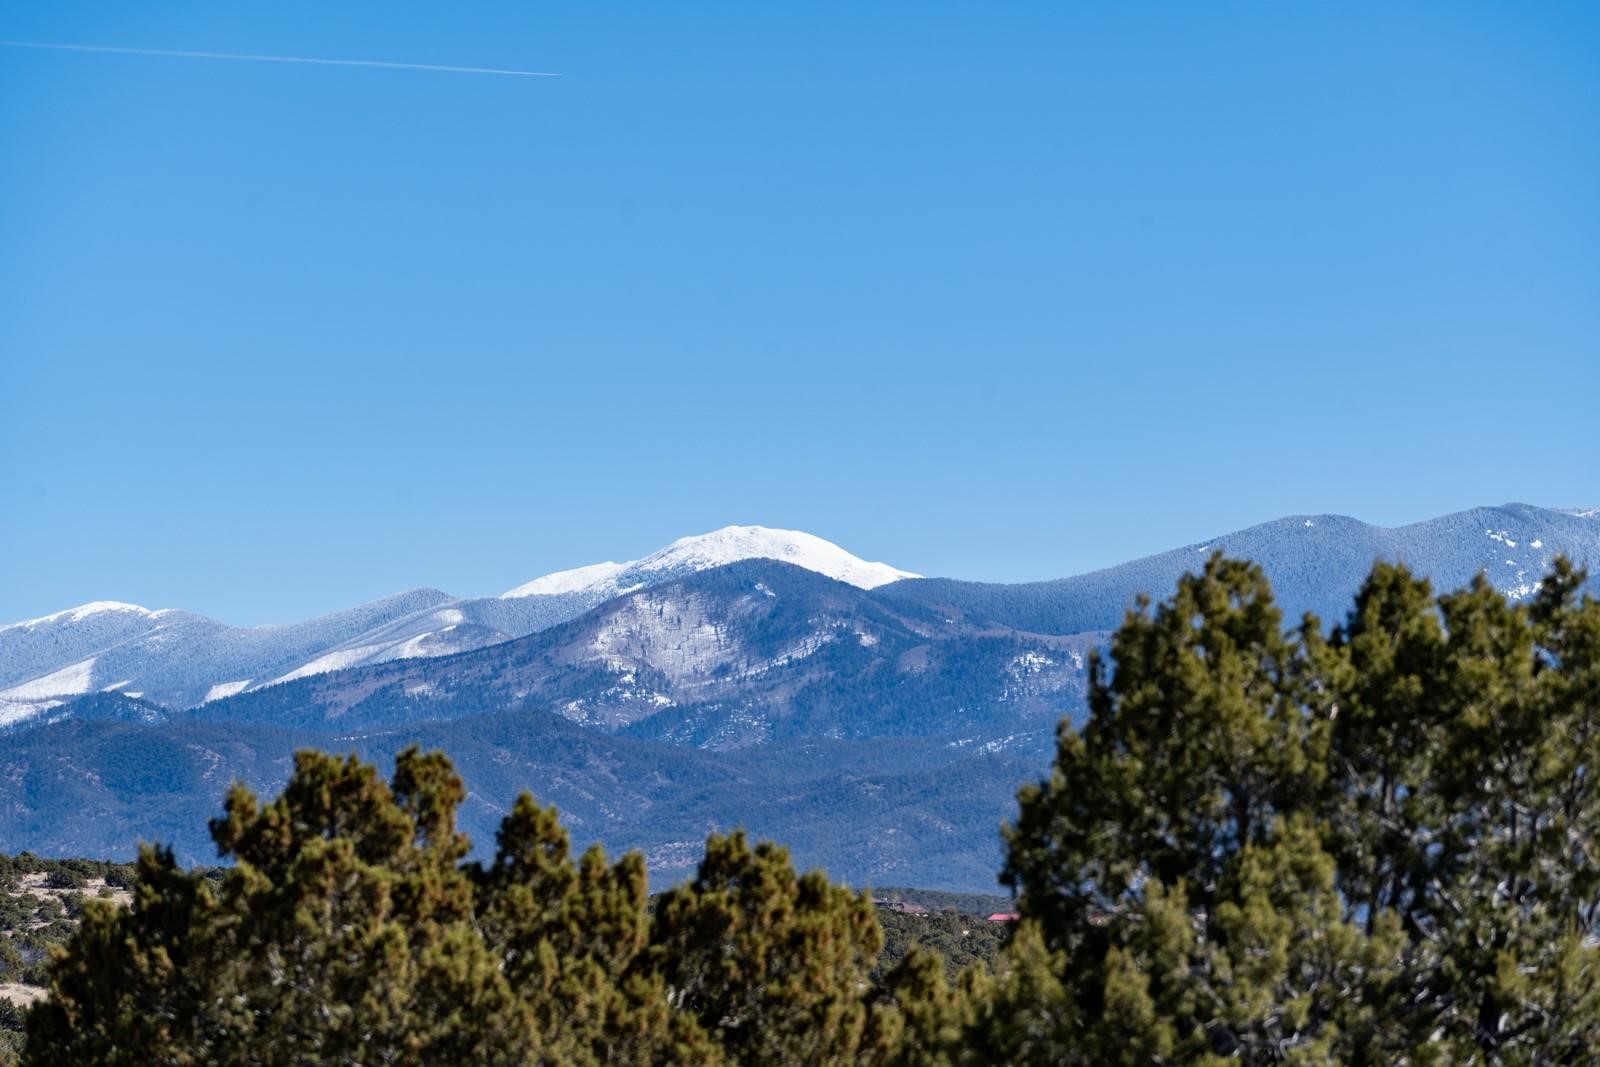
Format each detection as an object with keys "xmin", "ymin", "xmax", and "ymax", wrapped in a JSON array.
[
  {"xmin": 203, "ymin": 680, "xmax": 251, "ymax": 703},
  {"xmin": 503, "ymin": 561, "xmax": 628, "ymax": 599},
  {"xmin": 0, "ymin": 698, "xmax": 57, "ymax": 728},
  {"xmin": 0, "ymin": 658, "xmax": 97, "ymax": 702},
  {"xmin": 1, "ymin": 602, "xmax": 153, "ymax": 632},
  {"xmin": 272, "ymin": 646, "xmax": 387, "ymax": 684}
]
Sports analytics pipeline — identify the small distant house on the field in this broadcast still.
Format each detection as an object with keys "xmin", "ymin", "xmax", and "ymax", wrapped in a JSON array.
[
  {"xmin": 872, "ymin": 898, "xmax": 931, "ymax": 916},
  {"xmin": 986, "ymin": 912, "xmax": 1020, "ymax": 923}
]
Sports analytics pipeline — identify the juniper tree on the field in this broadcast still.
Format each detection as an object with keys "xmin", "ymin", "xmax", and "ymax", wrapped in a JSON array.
[
  {"xmin": 648, "ymin": 830, "xmax": 885, "ymax": 1067},
  {"xmin": 25, "ymin": 750, "xmax": 960, "ymax": 1067},
  {"xmin": 999, "ymin": 553, "xmax": 1600, "ymax": 1064},
  {"xmin": 472, "ymin": 793, "xmax": 718, "ymax": 1064},
  {"xmin": 28, "ymin": 749, "xmax": 532, "ymax": 1066}
]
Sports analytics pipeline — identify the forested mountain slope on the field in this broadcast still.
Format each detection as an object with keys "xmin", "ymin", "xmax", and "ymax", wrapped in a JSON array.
[
  {"xmin": 878, "ymin": 504, "xmax": 1599, "ymax": 634},
  {"xmin": 185, "ymin": 560, "xmax": 1095, "ymax": 749}
]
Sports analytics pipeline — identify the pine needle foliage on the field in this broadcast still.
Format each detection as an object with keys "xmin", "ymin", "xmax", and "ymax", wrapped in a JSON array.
[{"xmin": 1001, "ymin": 554, "xmax": 1600, "ymax": 1064}]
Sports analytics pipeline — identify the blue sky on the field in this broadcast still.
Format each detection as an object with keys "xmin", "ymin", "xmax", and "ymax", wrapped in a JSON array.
[{"xmin": 2, "ymin": 2, "xmax": 1596, "ymax": 624}]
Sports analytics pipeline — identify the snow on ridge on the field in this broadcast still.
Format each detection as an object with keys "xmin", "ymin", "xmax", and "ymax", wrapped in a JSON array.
[
  {"xmin": 503, "ymin": 561, "xmax": 628, "ymax": 599},
  {"xmin": 501, "ymin": 526, "xmax": 918, "ymax": 599},
  {"xmin": 2, "ymin": 526, "xmax": 919, "ymax": 708},
  {"xmin": 1, "ymin": 600, "xmax": 154, "ymax": 632},
  {"xmin": 635, "ymin": 525, "xmax": 919, "ymax": 589}
]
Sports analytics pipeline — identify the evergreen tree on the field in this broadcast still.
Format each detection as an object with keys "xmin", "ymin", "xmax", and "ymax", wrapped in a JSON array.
[
  {"xmin": 29, "ymin": 748, "xmax": 530, "ymax": 1066},
  {"xmin": 471, "ymin": 793, "xmax": 716, "ymax": 1064},
  {"xmin": 648, "ymin": 830, "xmax": 883, "ymax": 1066},
  {"xmin": 1000, "ymin": 553, "xmax": 1600, "ymax": 1064},
  {"xmin": 863, "ymin": 947, "xmax": 971, "ymax": 1067},
  {"xmin": 24, "ymin": 751, "xmax": 947, "ymax": 1066}
]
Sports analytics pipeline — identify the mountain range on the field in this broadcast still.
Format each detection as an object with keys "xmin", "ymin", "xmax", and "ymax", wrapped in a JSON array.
[
  {"xmin": 0, "ymin": 526, "xmax": 917, "ymax": 725},
  {"xmin": 1, "ymin": 504, "xmax": 1595, "ymax": 890}
]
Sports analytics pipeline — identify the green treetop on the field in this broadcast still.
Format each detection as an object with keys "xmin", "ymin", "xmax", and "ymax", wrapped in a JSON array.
[{"xmin": 999, "ymin": 553, "xmax": 1600, "ymax": 1064}]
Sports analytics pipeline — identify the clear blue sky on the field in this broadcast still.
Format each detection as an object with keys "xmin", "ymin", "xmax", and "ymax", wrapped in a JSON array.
[{"xmin": 2, "ymin": 2, "xmax": 1596, "ymax": 625}]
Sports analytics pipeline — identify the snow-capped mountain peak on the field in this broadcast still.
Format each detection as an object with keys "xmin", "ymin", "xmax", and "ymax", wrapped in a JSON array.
[
  {"xmin": 0, "ymin": 600, "xmax": 155, "ymax": 633},
  {"xmin": 501, "ymin": 525, "xmax": 919, "ymax": 600},
  {"xmin": 632, "ymin": 525, "xmax": 918, "ymax": 590},
  {"xmin": 0, "ymin": 526, "xmax": 918, "ymax": 721}
]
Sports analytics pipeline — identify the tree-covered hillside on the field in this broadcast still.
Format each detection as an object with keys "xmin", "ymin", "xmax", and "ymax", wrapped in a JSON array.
[
  {"xmin": 178, "ymin": 560, "xmax": 1092, "ymax": 743},
  {"xmin": 0, "ymin": 710, "xmax": 1034, "ymax": 890},
  {"xmin": 880, "ymin": 503, "xmax": 1600, "ymax": 636}
]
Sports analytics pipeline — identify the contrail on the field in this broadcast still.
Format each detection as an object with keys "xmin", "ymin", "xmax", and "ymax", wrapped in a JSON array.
[{"xmin": 0, "ymin": 39, "xmax": 559, "ymax": 77}]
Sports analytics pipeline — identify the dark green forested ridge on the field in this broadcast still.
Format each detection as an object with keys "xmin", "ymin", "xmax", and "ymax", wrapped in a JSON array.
[
  {"xmin": 14, "ymin": 553, "xmax": 1600, "ymax": 1065},
  {"xmin": 870, "ymin": 886, "xmax": 1013, "ymax": 917},
  {"xmin": 873, "ymin": 909, "xmax": 1008, "ymax": 983}
]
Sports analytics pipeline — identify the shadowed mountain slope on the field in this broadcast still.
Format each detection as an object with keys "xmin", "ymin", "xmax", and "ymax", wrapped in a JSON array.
[
  {"xmin": 878, "ymin": 504, "xmax": 1599, "ymax": 635},
  {"xmin": 0, "ymin": 702, "xmax": 1028, "ymax": 891},
  {"xmin": 188, "ymin": 560, "xmax": 1096, "ymax": 750}
]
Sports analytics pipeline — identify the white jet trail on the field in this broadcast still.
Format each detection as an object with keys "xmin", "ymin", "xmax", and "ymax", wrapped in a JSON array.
[{"xmin": 0, "ymin": 40, "xmax": 559, "ymax": 77}]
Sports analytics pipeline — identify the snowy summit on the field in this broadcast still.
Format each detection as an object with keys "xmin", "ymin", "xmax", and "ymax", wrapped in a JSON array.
[
  {"xmin": 0, "ymin": 600, "xmax": 156, "ymax": 632},
  {"xmin": 502, "ymin": 525, "xmax": 919, "ymax": 599}
]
